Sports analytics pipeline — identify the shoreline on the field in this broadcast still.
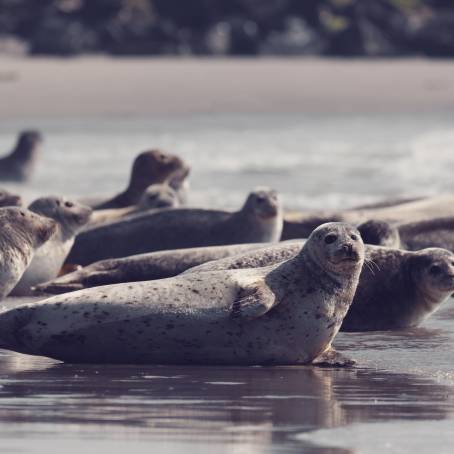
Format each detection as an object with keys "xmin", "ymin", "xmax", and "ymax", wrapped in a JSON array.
[{"xmin": 1, "ymin": 57, "xmax": 454, "ymax": 119}]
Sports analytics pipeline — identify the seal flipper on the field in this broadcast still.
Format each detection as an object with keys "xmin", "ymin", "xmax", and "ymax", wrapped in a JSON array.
[
  {"xmin": 231, "ymin": 281, "xmax": 277, "ymax": 320},
  {"xmin": 312, "ymin": 348, "xmax": 356, "ymax": 368}
]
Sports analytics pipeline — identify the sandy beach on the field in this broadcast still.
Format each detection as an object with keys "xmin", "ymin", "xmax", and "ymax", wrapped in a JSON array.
[{"xmin": 1, "ymin": 57, "xmax": 454, "ymax": 119}]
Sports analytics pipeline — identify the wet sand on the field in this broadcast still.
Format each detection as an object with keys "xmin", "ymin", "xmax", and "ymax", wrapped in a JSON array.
[
  {"xmin": 1, "ymin": 57, "xmax": 454, "ymax": 119},
  {"xmin": 0, "ymin": 296, "xmax": 453, "ymax": 453}
]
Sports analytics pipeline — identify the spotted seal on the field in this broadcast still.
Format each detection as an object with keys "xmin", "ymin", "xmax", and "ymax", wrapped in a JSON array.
[
  {"xmin": 0, "ymin": 207, "xmax": 56, "ymax": 299},
  {"xmin": 0, "ymin": 131, "xmax": 42, "ymax": 182},
  {"xmin": 66, "ymin": 187, "xmax": 283, "ymax": 266},
  {"xmin": 10, "ymin": 197, "xmax": 92, "ymax": 296},
  {"xmin": 0, "ymin": 222, "xmax": 364, "ymax": 364},
  {"xmin": 90, "ymin": 149, "xmax": 189, "ymax": 210},
  {"xmin": 88, "ymin": 184, "xmax": 180, "ymax": 227}
]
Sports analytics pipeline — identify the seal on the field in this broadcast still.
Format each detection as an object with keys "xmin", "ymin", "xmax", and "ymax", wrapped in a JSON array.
[
  {"xmin": 0, "ymin": 207, "xmax": 56, "ymax": 300},
  {"xmin": 34, "ymin": 242, "xmax": 276, "ymax": 294},
  {"xmin": 66, "ymin": 187, "xmax": 283, "ymax": 266},
  {"xmin": 88, "ymin": 184, "xmax": 180, "ymax": 227},
  {"xmin": 185, "ymin": 242, "xmax": 454, "ymax": 331},
  {"xmin": 0, "ymin": 222, "xmax": 365, "ymax": 364},
  {"xmin": 90, "ymin": 149, "xmax": 190, "ymax": 210},
  {"xmin": 356, "ymin": 219, "xmax": 401, "ymax": 248},
  {"xmin": 0, "ymin": 130, "xmax": 42, "ymax": 182},
  {"xmin": 0, "ymin": 188, "xmax": 22, "ymax": 207},
  {"xmin": 10, "ymin": 197, "xmax": 92, "ymax": 296}
]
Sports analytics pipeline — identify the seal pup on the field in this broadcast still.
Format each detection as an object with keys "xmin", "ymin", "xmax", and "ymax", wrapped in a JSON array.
[
  {"xmin": 10, "ymin": 197, "xmax": 92, "ymax": 296},
  {"xmin": 185, "ymin": 242, "xmax": 454, "ymax": 331},
  {"xmin": 0, "ymin": 188, "xmax": 22, "ymax": 207},
  {"xmin": 34, "ymin": 243, "xmax": 279, "ymax": 294},
  {"xmin": 0, "ymin": 207, "xmax": 56, "ymax": 299},
  {"xmin": 0, "ymin": 223, "xmax": 365, "ymax": 364},
  {"xmin": 0, "ymin": 131, "xmax": 42, "ymax": 182},
  {"xmin": 66, "ymin": 187, "xmax": 283, "ymax": 266},
  {"xmin": 90, "ymin": 149, "xmax": 189, "ymax": 210},
  {"xmin": 88, "ymin": 184, "xmax": 179, "ymax": 227}
]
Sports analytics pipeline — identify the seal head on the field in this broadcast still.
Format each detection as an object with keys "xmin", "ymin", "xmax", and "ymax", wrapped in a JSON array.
[
  {"xmin": 0, "ymin": 189, "xmax": 22, "ymax": 207},
  {"xmin": 357, "ymin": 219, "xmax": 401, "ymax": 248},
  {"xmin": 138, "ymin": 184, "xmax": 180, "ymax": 210}
]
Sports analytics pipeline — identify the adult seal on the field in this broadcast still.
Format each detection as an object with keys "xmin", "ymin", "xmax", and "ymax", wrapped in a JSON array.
[
  {"xmin": 0, "ymin": 207, "xmax": 56, "ymax": 299},
  {"xmin": 66, "ymin": 187, "xmax": 283, "ymax": 266},
  {"xmin": 10, "ymin": 197, "xmax": 92, "ymax": 296},
  {"xmin": 186, "ymin": 242, "xmax": 454, "ymax": 331},
  {"xmin": 0, "ymin": 223, "xmax": 365, "ymax": 364},
  {"xmin": 0, "ymin": 131, "xmax": 42, "ymax": 182},
  {"xmin": 90, "ymin": 149, "xmax": 189, "ymax": 210},
  {"xmin": 88, "ymin": 184, "xmax": 179, "ymax": 227}
]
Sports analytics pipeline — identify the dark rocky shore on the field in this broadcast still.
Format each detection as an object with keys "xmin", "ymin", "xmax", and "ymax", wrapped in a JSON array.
[{"xmin": 0, "ymin": 0, "xmax": 453, "ymax": 57}]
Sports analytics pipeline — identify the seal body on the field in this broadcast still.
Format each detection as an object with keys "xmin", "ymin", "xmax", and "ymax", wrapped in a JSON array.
[
  {"xmin": 88, "ymin": 184, "xmax": 180, "ymax": 227},
  {"xmin": 0, "ymin": 131, "xmax": 42, "ymax": 182},
  {"xmin": 0, "ymin": 207, "xmax": 56, "ymax": 299},
  {"xmin": 67, "ymin": 187, "xmax": 283, "ymax": 266},
  {"xmin": 0, "ymin": 223, "xmax": 364, "ymax": 364},
  {"xmin": 11, "ymin": 197, "xmax": 92, "ymax": 296},
  {"xmin": 91, "ymin": 149, "xmax": 190, "ymax": 210}
]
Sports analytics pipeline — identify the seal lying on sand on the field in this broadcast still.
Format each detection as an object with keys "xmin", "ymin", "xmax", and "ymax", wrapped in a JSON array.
[
  {"xmin": 0, "ymin": 207, "xmax": 56, "ymax": 299},
  {"xmin": 0, "ymin": 131, "xmax": 42, "ymax": 182},
  {"xmin": 282, "ymin": 195, "xmax": 454, "ymax": 240},
  {"xmin": 88, "ymin": 184, "xmax": 179, "ymax": 226},
  {"xmin": 34, "ymin": 243, "xmax": 281, "ymax": 294},
  {"xmin": 0, "ymin": 188, "xmax": 22, "ymax": 207},
  {"xmin": 66, "ymin": 187, "xmax": 283, "ymax": 266},
  {"xmin": 10, "ymin": 197, "xmax": 92, "ymax": 296},
  {"xmin": 0, "ymin": 223, "xmax": 364, "ymax": 364},
  {"xmin": 186, "ymin": 242, "xmax": 454, "ymax": 331},
  {"xmin": 90, "ymin": 149, "xmax": 189, "ymax": 210}
]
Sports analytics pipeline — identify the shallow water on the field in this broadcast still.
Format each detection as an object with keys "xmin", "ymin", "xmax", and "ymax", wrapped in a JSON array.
[{"xmin": 0, "ymin": 112, "xmax": 454, "ymax": 452}]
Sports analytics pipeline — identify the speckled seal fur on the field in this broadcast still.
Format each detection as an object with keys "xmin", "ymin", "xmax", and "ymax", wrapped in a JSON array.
[
  {"xmin": 66, "ymin": 187, "xmax": 284, "ymax": 266},
  {"xmin": 10, "ymin": 197, "xmax": 92, "ymax": 296},
  {"xmin": 0, "ymin": 222, "xmax": 364, "ymax": 364},
  {"xmin": 0, "ymin": 207, "xmax": 57, "ymax": 299}
]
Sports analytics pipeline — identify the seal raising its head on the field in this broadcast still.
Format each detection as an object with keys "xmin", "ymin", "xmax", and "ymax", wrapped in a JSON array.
[
  {"xmin": 92, "ymin": 149, "xmax": 189, "ymax": 210},
  {"xmin": 10, "ymin": 197, "xmax": 92, "ymax": 296},
  {"xmin": 0, "ymin": 130, "xmax": 42, "ymax": 182},
  {"xmin": 0, "ymin": 207, "xmax": 56, "ymax": 299},
  {"xmin": 0, "ymin": 222, "xmax": 364, "ymax": 364},
  {"xmin": 67, "ymin": 187, "xmax": 283, "ymax": 266}
]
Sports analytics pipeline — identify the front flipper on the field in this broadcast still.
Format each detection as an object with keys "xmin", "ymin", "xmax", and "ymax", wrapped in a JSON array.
[
  {"xmin": 231, "ymin": 281, "xmax": 277, "ymax": 320},
  {"xmin": 312, "ymin": 348, "xmax": 356, "ymax": 368}
]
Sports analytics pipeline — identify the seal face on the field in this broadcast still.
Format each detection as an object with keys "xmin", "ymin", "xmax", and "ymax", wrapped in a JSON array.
[
  {"xmin": 10, "ymin": 197, "xmax": 92, "ymax": 296},
  {"xmin": 67, "ymin": 187, "xmax": 284, "ymax": 266},
  {"xmin": 92, "ymin": 149, "xmax": 189, "ymax": 210},
  {"xmin": 0, "ymin": 222, "xmax": 364, "ymax": 365},
  {"xmin": 138, "ymin": 184, "xmax": 180, "ymax": 210},
  {"xmin": 0, "ymin": 207, "xmax": 56, "ymax": 299},
  {"xmin": 0, "ymin": 130, "xmax": 43, "ymax": 182}
]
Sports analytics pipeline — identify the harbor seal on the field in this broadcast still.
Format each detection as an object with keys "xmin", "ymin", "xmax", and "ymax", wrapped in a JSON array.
[
  {"xmin": 185, "ymin": 242, "xmax": 454, "ymax": 331},
  {"xmin": 0, "ymin": 207, "xmax": 57, "ymax": 299},
  {"xmin": 0, "ymin": 188, "xmax": 22, "ymax": 207},
  {"xmin": 88, "ymin": 184, "xmax": 179, "ymax": 227},
  {"xmin": 0, "ymin": 222, "xmax": 365, "ymax": 364},
  {"xmin": 356, "ymin": 220, "xmax": 401, "ymax": 248},
  {"xmin": 66, "ymin": 187, "xmax": 283, "ymax": 266},
  {"xmin": 10, "ymin": 197, "xmax": 92, "ymax": 296},
  {"xmin": 91, "ymin": 149, "xmax": 189, "ymax": 210},
  {"xmin": 0, "ymin": 131, "xmax": 42, "ymax": 182}
]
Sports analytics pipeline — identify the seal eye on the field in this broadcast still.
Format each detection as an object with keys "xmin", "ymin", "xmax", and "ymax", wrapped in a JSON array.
[
  {"xmin": 350, "ymin": 234, "xmax": 358, "ymax": 241},
  {"xmin": 65, "ymin": 201, "xmax": 74, "ymax": 208},
  {"xmin": 429, "ymin": 265, "xmax": 442, "ymax": 275},
  {"xmin": 324, "ymin": 234, "xmax": 337, "ymax": 244}
]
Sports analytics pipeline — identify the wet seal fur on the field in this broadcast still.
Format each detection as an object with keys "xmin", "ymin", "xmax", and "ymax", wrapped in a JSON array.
[
  {"xmin": 88, "ymin": 184, "xmax": 180, "ymax": 227},
  {"xmin": 66, "ymin": 187, "xmax": 284, "ymax": 266},
  {"xmin": 0, "ymin": 131, "xmax": 42, "ymax": 182},
  {"xmin": 0, "ymin": 207, "xmax": 57, "ymax": 299},
  {"xmin": 11, "ymin": 197, "xmax": 92, "ymax": 296},
  {"xmin": 91, "ymin": 149, "xmax": 189, "ymax": 210},
  {"xmin": 0, "ymin": 223, "xmax": 364, "ymax": 365}
]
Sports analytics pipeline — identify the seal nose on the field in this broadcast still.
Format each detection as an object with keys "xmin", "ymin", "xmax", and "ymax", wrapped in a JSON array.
[{"xmin": 342, "ymin": 243, "xmax": 353, "ymax": 256}]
